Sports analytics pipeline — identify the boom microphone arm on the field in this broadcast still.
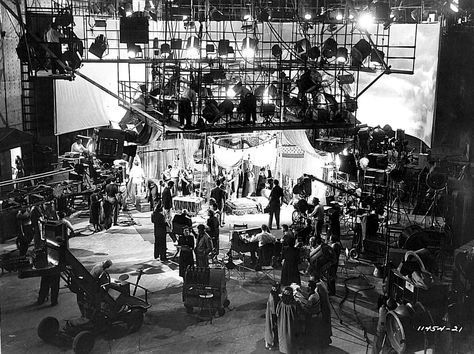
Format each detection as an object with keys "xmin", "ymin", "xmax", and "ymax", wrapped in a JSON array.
[{"xmin": 303, "ymin": 173, "xmax": 359, "ymax": 199}]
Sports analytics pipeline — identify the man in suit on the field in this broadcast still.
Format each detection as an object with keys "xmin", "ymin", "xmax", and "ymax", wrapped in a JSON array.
[{"xmin": 268, "ymin": 179, "xmax": 284, "ymax": 230}]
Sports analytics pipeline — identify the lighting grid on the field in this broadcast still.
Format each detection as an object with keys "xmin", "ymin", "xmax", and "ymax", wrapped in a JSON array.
[{"xmin": 23, "ymin": 0, "xmax": 446, "ymax": 131}]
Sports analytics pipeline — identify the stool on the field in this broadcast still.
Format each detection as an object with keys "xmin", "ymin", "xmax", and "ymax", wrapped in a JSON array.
[{"xmin": 198, "ymin": 289, "xmax": 215, "ymax": 323}]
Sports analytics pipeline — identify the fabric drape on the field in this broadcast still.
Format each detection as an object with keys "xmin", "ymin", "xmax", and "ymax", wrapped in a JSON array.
[
  {"xmin": 179, "ymin": 138, "xmax": 200, "ymax": 170},
  {"xmin": 212, "ymin": 138, "xmax": 277, "ymax": 170}
]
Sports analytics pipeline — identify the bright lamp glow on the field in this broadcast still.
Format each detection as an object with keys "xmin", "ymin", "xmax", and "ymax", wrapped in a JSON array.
[
  {"xmin": 358, "ymin": 12, "xmax": 374, "ymax": 29},
  {"xmin": 227, "ymin": 87, "xmax": 236, "ymax": 98},
  {"xmin": 304, "ymin": 13, "xmax": 312, "ymax": 20},
  {"xmin": 186, "ymin": 36, "xmax": 200, "ymax": 59},
  {"xmin": 241, "ymin": 37, "xmax": 257, "ymax": 58},
  {"xmin": 263, "ymin": 88, "xmax": 270, "ymax": 104},
  {"xmin": 335, "ymin": 12, "xmax": 343, "ymax": 21},
  {"xmin": 336, "ymin": 47, "xmax": 348, "ymax": 63}
]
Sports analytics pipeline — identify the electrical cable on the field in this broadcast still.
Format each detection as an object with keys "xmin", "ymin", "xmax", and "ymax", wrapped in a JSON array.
[{"xmin": 339, "ymin": 267, "xmax": 375, "ymax": 353}]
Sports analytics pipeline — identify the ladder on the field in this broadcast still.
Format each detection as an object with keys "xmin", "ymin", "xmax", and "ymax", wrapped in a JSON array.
[{"xmin": 20, "ymin": 62, "xmax": 37, "ymax": 136}]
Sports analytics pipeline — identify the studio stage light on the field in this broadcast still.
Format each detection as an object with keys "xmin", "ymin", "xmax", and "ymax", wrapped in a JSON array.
[
  {"xmin": 351, "ymin": 39, "xmax": 371, "ymax": 66},
  {"xmin": 89, "ymin": 34, "xmax": 108, "ymax": 59},
  {"xmin": 322, "ymin": 37, "xmax": 337, "ymax": 58}
]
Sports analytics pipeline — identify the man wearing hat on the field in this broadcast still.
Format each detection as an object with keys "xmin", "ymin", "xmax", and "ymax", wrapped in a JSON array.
[
  {"xmin": 194, "ymin": 224, "xmax": 213, "ymax": 268},
  {"xmin": 91, "ymin": 259, "xmax": 113, "ymax": 284}
]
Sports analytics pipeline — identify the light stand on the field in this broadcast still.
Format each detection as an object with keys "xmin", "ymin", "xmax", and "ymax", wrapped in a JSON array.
[
  {"xmin": 389, "ymin": 181, "xmax": 412, "ymax": 224},
  {"xmin": 421, "ymin": 186, "xmax": 446, "ymax": 228}
]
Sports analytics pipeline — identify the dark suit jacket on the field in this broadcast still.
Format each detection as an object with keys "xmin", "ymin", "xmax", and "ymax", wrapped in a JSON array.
[{"xmin": 162, "ymin": 187, "xmax": 172, "ymax": 210}]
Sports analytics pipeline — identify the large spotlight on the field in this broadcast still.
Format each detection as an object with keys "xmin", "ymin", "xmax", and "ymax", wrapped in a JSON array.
[
  {"xmin": 127, "ymin": 43, "xmax": 142, "ymax": 58},
  {"xmin": 186, "ymin": 36, "xmax": 200, "ymax": 59},
  {"xmin": 308, "ymin": 46, "xmax": 320, "ymax": 60},
  {"xmin": 351, "ymin": 39, "xmax": 371, "ymax": 66},
  {"xmin": 303, "ymin": 12, "xmax": 312, "ymax": 21},
  {"xmin": 271, "ymin": 44, "xmax": 282, "ymax": 58},
  {"xmin": 322, "ymin": 38, "xmax": 337, "ymax": 58},
  {"xmin": 241, "ymin": 37, "xmax": 257, "ymax": 58},
  {"xmin": 89, "ymin": 34, "xmax": 108, "ymax": 59},
  {"xmin": 336, "ymin": 47, "xmax": 348, "ymax": 63},
  {"xmin": 218, "ymin": 39, "xmax": 230, "ymax": 56},
  {"xmin": 294, "ymin": 38, "xmax": 310, "ymax": 58},
  {"xmin": 160, "ymin": 43, "xmax": 171, "ymax": 54}
]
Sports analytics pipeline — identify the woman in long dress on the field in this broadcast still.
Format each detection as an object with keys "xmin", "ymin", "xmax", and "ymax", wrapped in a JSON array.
[
  {"xmin": 265, "ymin": 283, "xmax": 281, "ymax": 350},
  {"xmin": 276, "ymin": 287, "xmax": 300, "ymax": 354},
  {"xmin": 280, "ymin": 237, "xmax": 301, "ymax": 286},
  {"xmin": 231, "ymin": 167, "xmax": 241, "ymax": 200},
  {"xmin": 178, "ymin": 228, "xmax": 194, "ymax": 278},
  {"xmin": 248, "ymin": 169, "xmax": 255, "ymax": 196}
]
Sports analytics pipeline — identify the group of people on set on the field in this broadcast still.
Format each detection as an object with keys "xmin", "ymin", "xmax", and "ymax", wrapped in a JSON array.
[
  {"xmin": 16, "ymin": 200, "xmax": 75, "ymax": 307},
  {"xmin": 213, "ymin": 165, "xmax": 273, "ymax": 201},
  {"xmin": 265, "ymin": 278, "xmax": 332, "ymax": 353},
  {"xmin": 151, "ymin": 201, "xmax": 221, "ymax": 276}
]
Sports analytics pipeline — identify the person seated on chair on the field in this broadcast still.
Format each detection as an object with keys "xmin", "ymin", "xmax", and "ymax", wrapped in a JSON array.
[
  {"xmin": 91, "ymin": 259, "xmax": 113, "ymax": 285},
  {"xmin": 248, "ymin": 225, "xmax": 276, "ymax": 269}
]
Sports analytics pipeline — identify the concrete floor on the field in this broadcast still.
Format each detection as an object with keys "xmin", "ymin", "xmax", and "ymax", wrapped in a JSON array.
[{"xmin": 0, "ymin": 205, "xmax": 382, "ymax": 354}]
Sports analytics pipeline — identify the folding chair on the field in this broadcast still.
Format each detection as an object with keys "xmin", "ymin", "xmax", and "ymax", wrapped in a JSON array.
[
  {"xmin": 230, "ymin": 223, "xmax": 248, "ymax": 241},
  {"xmin": 255, "ymin": 243, "xmax": 277, "ymax": 283}
]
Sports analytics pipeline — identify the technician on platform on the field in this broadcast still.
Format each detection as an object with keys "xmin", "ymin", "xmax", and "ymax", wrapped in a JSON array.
[{"xmin": 71, "ymin": 137, "xmax": 88, "ymax": 154}]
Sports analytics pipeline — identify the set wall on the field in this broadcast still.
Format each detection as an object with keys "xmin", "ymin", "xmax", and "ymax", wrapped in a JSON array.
[{"xmin": 0, "ymin": 7, "xmax": 22, "ymax": 129}]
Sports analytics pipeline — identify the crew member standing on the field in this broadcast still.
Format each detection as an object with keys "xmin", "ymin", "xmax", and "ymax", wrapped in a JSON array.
[
  {"xmin": 162, "ymin": 180, "xmax": 174, "ymax": 226},
  {"xmin": 152, "ymin": 204, "xmax": 168, "ymax": 261},
  {"xmin": 268, "ymin": 179, "xmax": 284, "ymax": 230},
  {"xmin": 105, "ymin": 178, "xmax": 119, "ymax": 227},
  {"xmin": 309, "ymin": 198, "xmax": 325, "ymax": 241},
  {"xmin": 45, "ymin": 21, "xmax": 64, "ymax": 74},
  {"xmin": 210, "ymin": 180, "xmax": 227, "ymax": 226},
  {"xmin": 17, "ymin": 204, "xmax": 33, "ymax": 256},
  {"xmin": 194, "ymin": 224, "xmax": 213, "ymax": 268}
]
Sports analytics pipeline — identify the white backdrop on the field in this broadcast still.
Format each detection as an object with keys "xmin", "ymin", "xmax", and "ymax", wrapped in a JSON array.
[{"xmin": 55, "ymin": 63, "xmax": 126, "ymax": 135}]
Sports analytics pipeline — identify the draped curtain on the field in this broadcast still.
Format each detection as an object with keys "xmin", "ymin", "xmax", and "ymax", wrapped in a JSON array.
[
  {"xmin": 137, "ymin": 140, "xmax": 179, "ymax": 179},
  {"xmin": 212, "ymin": 138, "xmax": 278, "ymax": 170},
  {"xmin": 138, "ymin": 138, "xmax": 200, "ymax": 179},
  {"xmin": 179, "ymin": 138, "xmax": 200, "ymax": 170}
]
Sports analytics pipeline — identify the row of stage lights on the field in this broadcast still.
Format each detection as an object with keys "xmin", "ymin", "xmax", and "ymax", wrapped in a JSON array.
[
  {"xmin": 122, "ymin": 35, "xmax": 383, "ymax": 68},
  {"xmin": 89, "ymin": 0, "xmax": 461, "ymax": 60}
]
